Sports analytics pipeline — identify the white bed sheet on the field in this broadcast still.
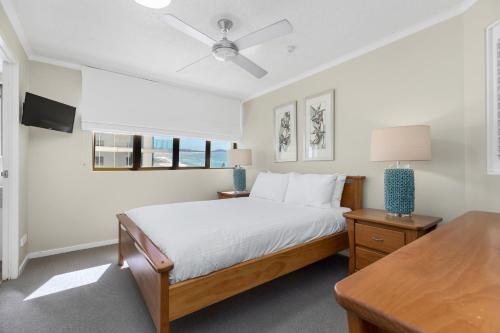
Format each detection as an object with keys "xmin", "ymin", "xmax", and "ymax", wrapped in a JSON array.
[{"xmin": 126, "ymin": 197, "xmax": 350, "ymax": 283}]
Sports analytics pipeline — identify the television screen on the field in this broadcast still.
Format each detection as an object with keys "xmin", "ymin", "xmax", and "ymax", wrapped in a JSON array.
[{"xmin": 22, "ymin": 93, "xmax": 76, "ymax": 133}]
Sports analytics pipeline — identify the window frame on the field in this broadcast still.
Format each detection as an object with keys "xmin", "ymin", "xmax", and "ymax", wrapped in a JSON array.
[
  {"xmin": 487, "ymin": 19, "xmax": 500, "ymax": 175},
  {"xmin": 92, "ymin": 133, "xmax": 237, "ymax": 171}
]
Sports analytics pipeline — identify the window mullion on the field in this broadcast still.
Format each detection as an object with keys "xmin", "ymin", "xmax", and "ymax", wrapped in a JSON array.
[
  {"xmin": 172, "ymin": 138, "xmax": 180, "ymax": 169},
  {"xmin": 205, "ymin": 141, "xmax": 211, "ymax": 169},
  {"xmin": 92, "ymin": 133, "xmax": 96, "ymax": 169},
  {"xmin": 132, "ymin": 135, "xmax": 142, "ymax": 170}
]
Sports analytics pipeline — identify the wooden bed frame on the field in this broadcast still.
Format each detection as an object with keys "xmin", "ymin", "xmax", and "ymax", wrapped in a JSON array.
[{"xmin": 117, "ymin": 176, "xmax": 365, "ymax": 333}]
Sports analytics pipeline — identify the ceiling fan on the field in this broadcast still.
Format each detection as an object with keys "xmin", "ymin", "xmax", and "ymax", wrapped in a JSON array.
[{"xmin": 162, "ymin": 14, "xmax": 293, "ymax": 78}]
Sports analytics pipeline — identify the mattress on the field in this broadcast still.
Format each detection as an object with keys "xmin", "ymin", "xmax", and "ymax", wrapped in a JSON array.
[{"xmin": 126, "ymin": 197, "xmax": 350, "ymax": 283}]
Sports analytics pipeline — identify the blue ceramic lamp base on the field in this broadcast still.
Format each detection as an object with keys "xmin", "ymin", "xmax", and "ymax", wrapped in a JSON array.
[
  {"xmin": 233, "ymin": 167, "xmax": 246, "ymax": 192},
  {"xmin": 384, "ymin": 168, "xmax": 415, "ymax": 216}
]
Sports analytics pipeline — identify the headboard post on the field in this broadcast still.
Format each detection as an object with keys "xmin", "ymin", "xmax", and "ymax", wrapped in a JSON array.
[{"xmin": 340, "ymin": 176, "xmax": 365, "ymax": 211}]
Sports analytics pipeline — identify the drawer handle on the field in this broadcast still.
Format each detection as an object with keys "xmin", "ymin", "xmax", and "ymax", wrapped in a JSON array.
[{"xmin": 371, "ymin": 236, "xmax": 384, "ymax": 242}]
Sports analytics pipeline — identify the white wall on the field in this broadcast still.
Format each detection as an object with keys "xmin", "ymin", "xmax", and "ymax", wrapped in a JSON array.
[{"xmin": 26, "ymin": 61, "xmax": 235, "ymax": 253}]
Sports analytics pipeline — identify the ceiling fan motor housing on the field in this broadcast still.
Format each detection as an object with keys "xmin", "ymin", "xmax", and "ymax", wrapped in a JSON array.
[{"xmin": 212, "ymin": 38, "xmax": 238, "ymax": 62}]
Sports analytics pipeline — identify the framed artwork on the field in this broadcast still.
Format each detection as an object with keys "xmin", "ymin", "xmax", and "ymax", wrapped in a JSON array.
[
  {"xmin": 274, "ymin": 101, "xmax": 297, "ymax": 162},
  {"xmin": 304, "ymin": 90, "xmax": 335, "ymax": 161}
]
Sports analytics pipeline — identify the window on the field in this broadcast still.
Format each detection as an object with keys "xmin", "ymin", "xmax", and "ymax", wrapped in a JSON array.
[
  {"xmin": 210, "ymin": 140, "xmax": 232, "ymax": 168},
  {"xmin": 487, "ymin": 21, "xmax": 500, "ymax": 174},
  {"xmin": 93, "ymin": 133, "xmax": 134, "ymax": 169},
  {"xmin": 94, "ymin": 155, "xmax": 104, "ymax": 166},
  {"xmin": 179, "ymin": 138, "xmax": 207, "ymax": 168},
  {"xmin": 142, "ymin": 135, "xmax": 174, "ymax": 168},
  {"xmin": 92, "ymin": 133, "xmax": 236, "ymax": 171}
]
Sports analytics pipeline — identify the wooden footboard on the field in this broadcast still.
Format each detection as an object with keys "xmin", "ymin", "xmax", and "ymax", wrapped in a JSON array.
[
  {"xmin": 169, "ymin": 231, "xmax": 348, "ymax": 320},
  {"xmin": 118, "ymin": 175, "xmax": 365, "ymax": 333},
  {"xmin": 118, "ymin": 214, "xmax": 173, "ymax": 333}
]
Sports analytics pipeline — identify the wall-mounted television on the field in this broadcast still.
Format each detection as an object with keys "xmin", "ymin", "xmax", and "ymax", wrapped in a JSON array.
[{"xmin": 21, "ymin": 93, "xmax": 76, "ymax": 133}]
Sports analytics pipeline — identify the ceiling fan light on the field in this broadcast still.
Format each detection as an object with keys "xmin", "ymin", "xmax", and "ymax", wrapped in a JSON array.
[
  {"xmin": 212, "ymin": 39, "xmax": 238, "ymax": 62},
  {"xmin": 134, "ymin": 0, "xmax": 172, "ymax": 9},
  {"xmin": 212, "ymin": 47, "xmax": 237, "ymax": 62}
]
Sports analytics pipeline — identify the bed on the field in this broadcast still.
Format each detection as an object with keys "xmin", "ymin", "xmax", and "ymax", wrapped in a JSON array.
[{"xmin": 117, "ymin": 175, "xmax": 364, "ymax": 333}]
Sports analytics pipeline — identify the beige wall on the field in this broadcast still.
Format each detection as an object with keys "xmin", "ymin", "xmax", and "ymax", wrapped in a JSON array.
[
  {"xmin": 463, "ymin": 0, "xmax": 500, "ymax": 212},
  {"xmin": 244, "ymin": 16, "xmax": 468, "ymax": 222},
  {"xmin": 26, "ymin": 61, "xmax": 234, "ymax": 253},
  {"xmin": 0, "ymin": 3, "xmax": 30, "ymax": 265}
]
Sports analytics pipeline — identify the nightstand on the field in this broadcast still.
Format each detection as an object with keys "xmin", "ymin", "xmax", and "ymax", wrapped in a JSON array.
[
  {"xmin": 217, "ymin": 191, "xmax": 250, "ymax": 199},
  {"xmin": 343, "ymin": 208, "xmax": 442, "ymax": 274}
]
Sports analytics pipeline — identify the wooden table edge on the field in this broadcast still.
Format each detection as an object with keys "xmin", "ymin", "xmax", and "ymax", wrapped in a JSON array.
[{"xmin": 334, "ymin": 283, "xmax": 422, "ymax": 333}]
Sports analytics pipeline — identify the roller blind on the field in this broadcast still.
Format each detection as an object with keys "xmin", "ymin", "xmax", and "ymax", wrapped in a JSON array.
[
  {"xmin": 80, "ymin": 67, "xmax": 242, "ymax": 141},
  {"xmin": 487, "ymin": 22, "xmax": 500, "ymax": 174}
]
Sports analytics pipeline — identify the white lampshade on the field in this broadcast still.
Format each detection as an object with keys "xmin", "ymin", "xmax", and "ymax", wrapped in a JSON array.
[
  {"xmin": 371, "ymin": 125, "xmax": 431, "ymax": 162},
  {"xmin": 134, "ymin": 0, "xmax": 171, "ymax": 8},
  {"xmin": 228, "ymin": 149, "xmax": 252, "ymax": 167}
]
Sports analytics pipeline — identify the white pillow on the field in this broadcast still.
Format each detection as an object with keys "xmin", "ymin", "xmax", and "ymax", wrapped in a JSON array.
[
  {"xmin": 332, "ymin": 173, "xmax": 347, "ymax": 207},
  {"xmin": 250, "ymin": 172, "xmax": 289, "ymax": 202},
  {"xmin": 284, "ymin": 173, "xmax": 337, "ymax": 209}
]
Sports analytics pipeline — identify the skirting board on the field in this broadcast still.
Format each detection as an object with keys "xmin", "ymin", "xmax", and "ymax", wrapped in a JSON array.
[
  {"xmin": 17, "ymin": 239, "xmax": 117, "ymax": 277},
  {"xmin": 27, "ymin": 239, "xmax": 118, "ymax": 259},
  {"xmin": 17, "ymin": 239, "xmax": 118, "ymax": 277}
]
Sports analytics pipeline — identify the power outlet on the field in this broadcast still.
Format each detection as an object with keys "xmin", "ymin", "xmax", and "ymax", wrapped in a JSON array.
[{"xmin": 20, "ymin": 234, "xmax": 28, "ymax": 247}]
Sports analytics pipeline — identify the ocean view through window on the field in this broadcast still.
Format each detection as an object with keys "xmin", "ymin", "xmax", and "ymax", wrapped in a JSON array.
[
  {"xmin": 93, "ymin": 132, "xmax": 236, "ymax": 170},
  {"xmin": 179, "ymin": 138, "xmax": 206, "ymax": 167},
  {"xmin": 211, "ymin": 140, "xmax": 231, "ymax": 168}
]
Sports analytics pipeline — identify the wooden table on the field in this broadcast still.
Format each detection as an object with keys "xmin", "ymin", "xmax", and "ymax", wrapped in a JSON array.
[
  {"xmin": 344, "ymin": 209, "xmax": 441, "ymax": 273},
  {"xmin": 334, "ymin": 211, "xmax": 500, "ymax": 333}
]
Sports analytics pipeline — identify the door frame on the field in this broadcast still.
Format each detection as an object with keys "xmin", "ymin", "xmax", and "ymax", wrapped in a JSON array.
[{"xmin": 0, "ymin": 34, "xmax": 20, "ymax": 280}]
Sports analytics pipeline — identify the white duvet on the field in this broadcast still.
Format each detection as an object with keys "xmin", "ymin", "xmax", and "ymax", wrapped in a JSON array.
[{"xmin": 126, "ymin": 197, "xmax": 350, "ymax": 283}]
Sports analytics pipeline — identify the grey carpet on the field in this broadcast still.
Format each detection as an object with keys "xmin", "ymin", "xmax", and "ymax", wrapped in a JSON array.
[{"xmin": 0, "ymin": 245, "xmax": 349, "ymax": 333}]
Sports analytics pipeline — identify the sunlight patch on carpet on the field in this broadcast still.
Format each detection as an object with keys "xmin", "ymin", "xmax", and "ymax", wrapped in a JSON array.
[
  {"xmin": 120, "ymin": 260, "xmax": 129, "ymax": 270},
  {"xmin": 24, "ymin": 264, "xmax": 111, "ymax": 301}
]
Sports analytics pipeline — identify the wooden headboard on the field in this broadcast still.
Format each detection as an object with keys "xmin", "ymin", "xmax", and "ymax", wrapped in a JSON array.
[{"xmin": 340, "ymin": 176, "xmax": 365, "ymax": 211}]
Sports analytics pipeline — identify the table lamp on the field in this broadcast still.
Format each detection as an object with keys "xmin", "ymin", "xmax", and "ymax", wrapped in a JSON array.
[
  {"xmin": 228, "ymin": 149, "xmax": 252, "ymax": 192},
  {"xmin": 371, "ymin": 125, "xmax": 431, "ymax": 216}
]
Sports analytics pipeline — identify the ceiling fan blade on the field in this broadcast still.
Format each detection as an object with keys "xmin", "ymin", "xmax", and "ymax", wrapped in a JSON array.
[
  {"xmin": 235, "ymin": 19, "xmax": 293, "ymax": 50},
  {"xmin": 176, "ymin": 54, "xmax": 212, "ymax": 73},
  {"xmin": 231, "ymin": 54, "xmax": 267, "ymax": 78},
  {"xmin": 162, "ymin": 14, "xmax": 215, "ymax": 46}
]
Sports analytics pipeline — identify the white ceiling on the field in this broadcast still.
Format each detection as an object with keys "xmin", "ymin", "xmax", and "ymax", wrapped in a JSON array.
[{"xmin": 2, "ymin": 0, "xmax": 475, "ymax": 100}]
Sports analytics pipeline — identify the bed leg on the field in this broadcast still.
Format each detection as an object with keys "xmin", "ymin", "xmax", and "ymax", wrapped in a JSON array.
[
  {"xmin": 158, "ymin": 273, "xmax": 170, "ymax": 333},
  {"xmin": 118, "ymin": 222, "xmax": 124, "ymax": 266}
]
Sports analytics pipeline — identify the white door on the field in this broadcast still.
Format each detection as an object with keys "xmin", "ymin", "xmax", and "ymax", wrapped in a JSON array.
[
  {"xmin": 0, "ymin": 42, "xmax": 20, "ymax": 280},
  {"xmin": 0, "ymin": 63, "xmax": 4, "ymax": 279},
  {"xmin": 0, "ymin": 63, "xmax": 4, "ymax": 280}
]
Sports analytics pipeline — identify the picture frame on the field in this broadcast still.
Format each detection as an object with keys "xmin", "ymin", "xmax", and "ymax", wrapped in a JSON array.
[
  {"xmin": 304, "ymin": 90, "xmax": 335, "ymax": 161},
  {"xmin": 274, "ymin": 101, "xmax": 297, "ymax": 162}
]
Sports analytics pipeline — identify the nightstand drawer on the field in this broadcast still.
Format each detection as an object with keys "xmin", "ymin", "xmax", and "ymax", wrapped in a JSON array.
[
  {"xmin": 355, "ymin": 246, "xmax": 385, "ymax": 270},
  {"xmin": 355, "ymin": 223, "xmax": 405, "ymax": 253}
]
